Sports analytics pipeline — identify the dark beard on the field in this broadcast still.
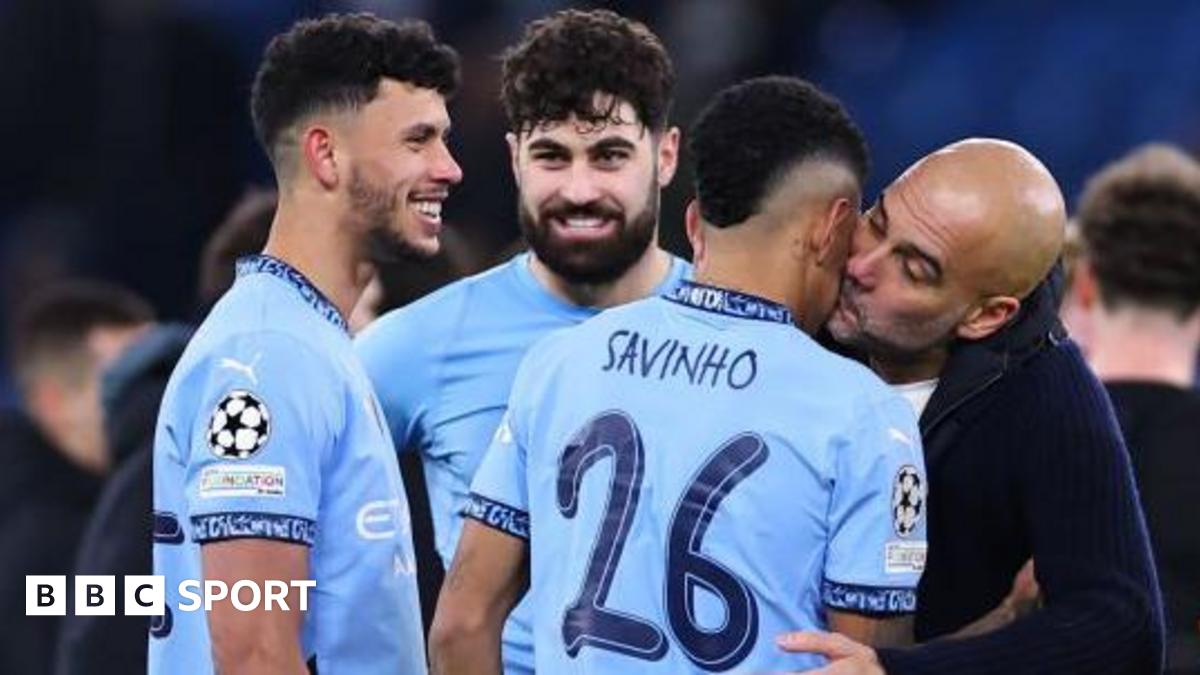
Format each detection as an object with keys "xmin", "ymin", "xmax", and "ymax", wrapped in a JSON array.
[
  {"xmin": 348, "ymin": 167, "xmax": 428, "ymax": 265},
  {"xmin": 518, "ymin": 185, "xmax": 658, "ymax": 285}
]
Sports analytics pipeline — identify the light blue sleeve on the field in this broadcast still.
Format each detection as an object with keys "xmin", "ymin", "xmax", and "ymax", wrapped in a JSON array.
[
  {"xmin": 183, "ymin": 331, "xmax": 343, "ymax": 547},
  {"xmin": 354, "ymin": 307, "xmax": 437, "ymax": 454},
  {"xmin": 461, "ymin": 353, "xmax": 537, "ymax": 541},
  {"xmin": 822, "ymin": 389, "xmax": 927, "ymax": 616}
]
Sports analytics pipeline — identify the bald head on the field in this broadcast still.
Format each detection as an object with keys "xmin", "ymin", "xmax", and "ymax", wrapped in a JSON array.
[
  {"xmin": 903, "ymin": 138, "xmax": 1066, "ymax": 298},
  {"xmin": 829, "ymin": 138, "xmax": 1067, "ymax": 380},
  {"xmin": 912, "ymin": 139, "xmax": 1065, "ymax": 296}
]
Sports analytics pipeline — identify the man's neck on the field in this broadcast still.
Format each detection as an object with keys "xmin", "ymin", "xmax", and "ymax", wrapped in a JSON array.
[
  {"xmin": 263, "ymin": 198, "xmax": 373, "ymax": 324},
  {"xmin": 691, "ymin": 245, "xmax": 807, "ymax": 331},
  {"xmin": 1088, "ymin": 306, "xmax": 1199, "ymax": 388},
  {"xmin": 529, "ymin": 245, "xmax": 672, "ymax": 309},
  {"xmin": 869, "ymin": 350, "xmax": 948, "ymax": 385}
]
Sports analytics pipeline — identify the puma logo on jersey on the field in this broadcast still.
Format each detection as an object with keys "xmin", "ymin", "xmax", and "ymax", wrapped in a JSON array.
[
  {"xmin": 218, "ymin": 353, "xmax": 262, "ymax": 385},
  {"xmin": 888, "ymin": 427, "xmax": 915, "ymax": 448}
]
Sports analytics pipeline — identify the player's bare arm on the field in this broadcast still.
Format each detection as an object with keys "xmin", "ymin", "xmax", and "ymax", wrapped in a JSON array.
[
  {"xmin": 429, "ymin": 520, "xmax": 529, "ymax": 675},
  {"xmin": 828, "ymin": 610, "xmax": 914, "ymax": 648},
  {"xmin": 202, "ymin": 540, "xmax": 309, "ymax": 675}
]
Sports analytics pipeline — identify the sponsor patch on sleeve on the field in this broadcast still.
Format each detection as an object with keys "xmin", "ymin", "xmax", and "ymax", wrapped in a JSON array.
[
  {"xmin": 199, "ymin": 464, "xmax": 286, "ymax": 499},
  {"xmin": 885, "ymin": 540, "xmax": 927, "ymax": 574}
]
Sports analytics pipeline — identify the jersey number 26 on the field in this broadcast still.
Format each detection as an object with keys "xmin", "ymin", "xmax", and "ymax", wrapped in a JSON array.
[{"xmin": 557, "ymin": 410, "xmax": 769, "ymax": 672}]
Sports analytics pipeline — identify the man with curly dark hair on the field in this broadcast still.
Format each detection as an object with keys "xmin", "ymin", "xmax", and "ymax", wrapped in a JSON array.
[
  {"xmin": 152, "ymin": 13, "xmax": 460, "ymax": 675},
  {"xmin": 1067, "ymin": 144, "xmax": 1200, "ymax": 670},
  {"xmin": 358, "ymin": 9, "xmax": 689, "ymax": 675},
  {"xmin": 497, "ymin": 7, "xmax": 680, "ymax": 290}
]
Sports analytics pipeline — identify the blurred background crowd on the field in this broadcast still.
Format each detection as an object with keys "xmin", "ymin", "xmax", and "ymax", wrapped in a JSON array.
[{"xmin": 1, "ymin": 1, "xmax": 1198, "ymax": 674}]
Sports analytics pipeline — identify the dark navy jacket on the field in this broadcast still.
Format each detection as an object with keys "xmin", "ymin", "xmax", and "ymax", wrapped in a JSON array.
[{"xmin": 877, "ymin": 267, "xmax": 1165, "ymax": 673}]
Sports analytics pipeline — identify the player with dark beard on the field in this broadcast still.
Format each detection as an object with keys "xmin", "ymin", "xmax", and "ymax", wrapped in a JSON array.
[{"xmin": 356, "ymin": 10, "xmax": 689, "ymax": 674}]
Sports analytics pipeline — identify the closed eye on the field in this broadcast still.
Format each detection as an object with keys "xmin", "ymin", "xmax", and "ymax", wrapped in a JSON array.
[{"xmin": 896, "ymin": 247, "xmax": 941, "ymax": 285}]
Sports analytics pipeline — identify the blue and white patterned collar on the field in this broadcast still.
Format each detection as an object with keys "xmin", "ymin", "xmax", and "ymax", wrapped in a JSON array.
[
  {"xmin": 664, "ymin": 280, "xmax": 794, "ymax": 326},
  {"xmin": 235, "ymin": 254, "xmax": 349, "ymax": 334}
]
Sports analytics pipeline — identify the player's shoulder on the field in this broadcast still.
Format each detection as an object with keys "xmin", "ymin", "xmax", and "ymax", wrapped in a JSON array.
[
  {"xmin": 360, "ymin": 255, "xmax": 520, "ymax": 346},
  {"xmin": 512, "ymin": 296, "xmax": 660, "ymax": 379},
  {"xmin": 542, "ymin": 295, "xmax": 661, "ymax": 347},
  {"xmin": 163, "ymin": 324, "xmax": 349, "ymax": 447},
  {"xmin": 777, "ymin": 331, "xmax": 899, "ymax": 406},
  {"xmin": 175, "ymin": 297, "xmax": 347, "ymax": 406}
]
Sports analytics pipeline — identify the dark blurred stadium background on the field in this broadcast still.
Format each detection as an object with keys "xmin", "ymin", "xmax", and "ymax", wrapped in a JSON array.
[{"xmin": 2, "ymin": 0, "xmax": 1198, "ymax": 405}]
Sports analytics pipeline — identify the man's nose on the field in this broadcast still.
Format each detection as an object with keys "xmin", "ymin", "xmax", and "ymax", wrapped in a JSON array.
[
  {"xmin": 559, "ymin": 164, "xmax": 602, "ymax": 205},
  {"xmin": 432, "ymin": 140, "xmax": 463, "ymax": 185},
  {"xmin": 845, "ymin": 243, "xmax": 885, "ymax": 290}
]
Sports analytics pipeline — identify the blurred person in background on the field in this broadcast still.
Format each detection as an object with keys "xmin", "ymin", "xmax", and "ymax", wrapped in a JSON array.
[
  {"xmin": 54, "ymin": 187, "xmax": 275, "ymax": 675},
  {"xmin": 194, "ymin": 187, "xmax": 278, "ymax": 315},
  {"xmin": 0, "ymin": 282, "xmax": 154, "ymax": 675},
  {"xmin": 356, "ymin": 9, "xmax": 689, "ymax": 673},
  {"xmin": 780, "ymin": 139, "xmax": 1162, "ymax": 673},
  {"xmin": 1056, "ymin": 219, "xmax": 1094, "ymax": 353},
  {"xmin": 1068, "ymin": 144, "xmax": 1200, "ymax": 671}
]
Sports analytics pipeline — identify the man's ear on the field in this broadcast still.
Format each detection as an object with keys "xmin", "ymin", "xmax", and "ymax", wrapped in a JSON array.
[
  {"xmin": 656, "ymin": 127, "xmax": 681, "ymax": 188},
  {"xmin": 1069, "ymin": 258, "xmax": 1098, "ymax": 311},
  {"xmin": 301, "ymin": 125, "xmax": 339, "ymax": 189},
  {"xmin": 25, "ymin": 377, "xmax": 65, "ymax": 429},
  {"xmin": 685, "ymin": 199, "xmax": 705, "ymax": 265},
  {"xmin": 506, "ymin": 132, "xmax": 522, "ymax": 189},
  {"xmin": 810, "ymin": 196, "xmax": 856, "ymax": 268},
  {"xmin": 957, "ymin": 295, "xmax": 1021, "ymax": 341}
]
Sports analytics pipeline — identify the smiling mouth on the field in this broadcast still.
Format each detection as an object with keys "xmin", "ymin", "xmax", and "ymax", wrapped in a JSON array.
[
  {"xmin": 552, "ymin": 215, "xmax": 615, "ymax": 230},
  {"xmin": 409, "ymin": 198, "xmax": 444, "ymax": 224}
]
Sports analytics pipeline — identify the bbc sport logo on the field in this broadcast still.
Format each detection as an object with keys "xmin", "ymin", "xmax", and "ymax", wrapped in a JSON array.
[{"xmin": 26, "ymin": 576, "xmax": 315, "ymax": 616}]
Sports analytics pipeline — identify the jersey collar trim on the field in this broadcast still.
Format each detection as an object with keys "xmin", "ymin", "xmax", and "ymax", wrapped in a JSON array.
[
  {"xmin": 235, "ymin": 255, "xmax": 349, "ymax": 333},
  {"xmin": 664, "ymin": 280, "xmax": 794, "ymax": 326}
]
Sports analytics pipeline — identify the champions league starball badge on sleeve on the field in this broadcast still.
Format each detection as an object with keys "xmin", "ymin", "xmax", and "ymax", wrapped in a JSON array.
[{"xmin": 207, "ymin": 390, "xmax": 271, "ymax": 460}]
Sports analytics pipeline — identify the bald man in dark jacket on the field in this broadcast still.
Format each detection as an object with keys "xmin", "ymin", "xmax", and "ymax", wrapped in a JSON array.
[{"xmin": 781, "ymin": 139, "xmax": 1162, "ymax": 673}]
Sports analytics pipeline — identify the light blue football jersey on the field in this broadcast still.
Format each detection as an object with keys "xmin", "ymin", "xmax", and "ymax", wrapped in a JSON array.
[
  {"xmin": 151, "ymin": 255, "xmax": 424, "ymax": 675},
  {"xmin": 468, "ymin": 280, "xmax": 928, "ymax": 673},
  {"xmin": 355, "ymin": 251, "xmax": 690, "ymax": 673}
]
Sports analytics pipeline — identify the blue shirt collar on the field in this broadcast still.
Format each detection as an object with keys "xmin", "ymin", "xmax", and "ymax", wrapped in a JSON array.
[
  {"xmin": 235, "ymin": 254, "xmax": 349, "ymax": 333},
  {"xmin": 664, "ymin": 280, "xmax": 794, "ymax": 326}
]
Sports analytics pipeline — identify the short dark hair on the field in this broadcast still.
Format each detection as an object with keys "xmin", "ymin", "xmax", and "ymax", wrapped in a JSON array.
[
  {"xmin": 500, "ymin": 9, "xmax": 675, "ymax": 134},
  {"xmin": 689, "ymin": 76, "xmax": 869, "ymax": 228},
  {"xmin": 251, "ymin": 13, "xmax": 459, "ymax": 163},
  {"xmin": 11, "ymin": 281, "xmax": 155, "ymax": 387},
  {"xmin": 1076, "ymin": 144, "xmax": 1200, "ymax": 317}
]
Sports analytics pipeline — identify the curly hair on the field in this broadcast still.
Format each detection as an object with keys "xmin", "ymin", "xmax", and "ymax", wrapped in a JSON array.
[
  {"xmin": 1076, "ymin": 144, "xmax": 1200, "ymax": 317},
  {"xmin": 251, "ymin": 13, "xmax": 459, "ymax": 162},
  {"xmin": 688, "ymin": 76, "xmax": 869, "ymax": 228},
  {"xmin": 500, "ymin": 9, "xmax": 675, "ymax": 134}
]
